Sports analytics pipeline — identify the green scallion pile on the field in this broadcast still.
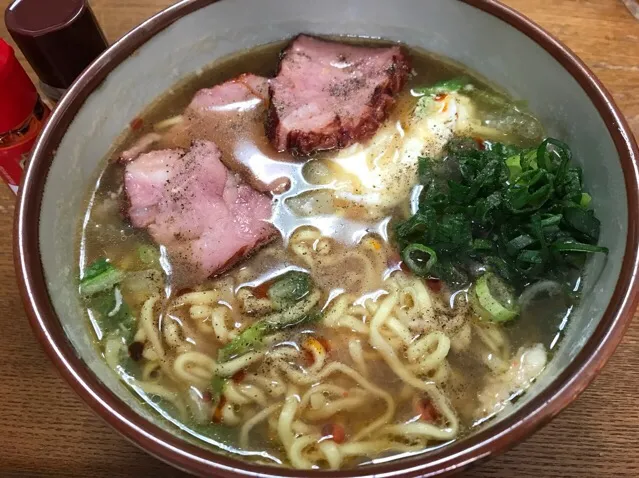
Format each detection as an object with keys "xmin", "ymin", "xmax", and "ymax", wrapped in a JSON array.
[{"xmin": 395, "ymin": 136, "xmax": 607, "ymax": 321}]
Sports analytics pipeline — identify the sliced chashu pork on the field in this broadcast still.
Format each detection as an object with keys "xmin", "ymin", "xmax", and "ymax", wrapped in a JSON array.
[
  {"xmin": 267, "ymin": 35, "xmax": 411, "ymax": 155},
  {"xmin": 123, "ymin": 73, "xmax": 291, "ymax": 194},
  {"xmin": 124, "ymin": 140, "xmax": 276, "ymax": 284}
]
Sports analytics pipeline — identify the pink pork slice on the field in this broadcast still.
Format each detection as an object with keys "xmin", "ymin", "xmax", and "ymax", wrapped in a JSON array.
[
  {"xmin": 124, "ymin": 140, "xmax": 276, "ymax": 284},
  {"xmin": 267, "ymin": 35, "xmax": 411, "ymax": 155}
]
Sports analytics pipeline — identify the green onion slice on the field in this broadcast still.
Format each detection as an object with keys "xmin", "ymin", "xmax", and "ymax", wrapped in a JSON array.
[
  {"xmin": 471, "ymin": 272, "xmax": 519, "ymax": 322},
  {"xmin": 402, "ymin": 244, "xmax": 438, "ymax": 276}
]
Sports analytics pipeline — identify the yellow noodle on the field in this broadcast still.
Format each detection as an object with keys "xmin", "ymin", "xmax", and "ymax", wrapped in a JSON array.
[
  {"xmin": 278, "ymin": 385, "xmax": 300, "ymax": 450},
  {"xmin": 348, "ymin": 340, "xmax": 368, "ymax": 377},
  {"xmin": 189, "ymin": 304, "xmax": 213, "ymax": 320},
  {"xmin": 245, "ymin": 372, "xmax": 287, "ymax": 397},
  {"xmin": 211, "ymin": 306, "xmax": 231, "ymax": 343},
  {"xmin": 140, "ymin": 295, "xmax": 164, "ymax": 359},
  {"xmin": 318, "ymin": 440, "xmax": 342, "ymax": 470},
  {"xmin": 215, "ymin": 352, "xmax": 265, "ymax": 377},
  {"xmin": 237, "ymin": 383, "xmax": 269, "ymax": 408},
  {"xmin": 288, "ymin": 435, "xmax": 318, "ymax": 470},
  {"xmin": 171, "ymin": 290, "xmax": 219, "ymax": 307},
  {"xmin": 304, "ymin": 393, "xmax": 367, "ymax": 421},
  {"xmin": 221, "ymin": 402, "xmax": 242, "ymax": 426},
  {"xmin": 224, "ymin": 381, "xmax": 253, "ymax": 406},
  {"xmin": 368, "ymin": 294, "xmax": 458, "ymax": 438},
  {"xmin": 300, "ymin": 384, "xmax": 348, "ymax": 409}
]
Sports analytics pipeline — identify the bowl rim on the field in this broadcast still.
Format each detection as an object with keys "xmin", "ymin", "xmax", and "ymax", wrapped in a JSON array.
[{"xmin": 14, "ymin": 0, "xmax": 639, "ymax": 476}]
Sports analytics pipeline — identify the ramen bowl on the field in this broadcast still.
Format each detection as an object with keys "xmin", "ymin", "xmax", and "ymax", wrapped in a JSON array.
[{"xmin": 14, "ymin": 0, "xmax": 639, "ymax": 476}]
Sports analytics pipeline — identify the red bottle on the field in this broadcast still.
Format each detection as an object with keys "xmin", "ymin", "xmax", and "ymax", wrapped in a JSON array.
[{"xmin": 0, "ymin": 39, "xmax": 49, "ymax": 194}]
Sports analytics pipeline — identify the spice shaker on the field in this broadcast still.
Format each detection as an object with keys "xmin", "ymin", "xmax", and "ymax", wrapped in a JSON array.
[
  {"xmin": 0, "ymin": 39, "xmax": 50, "ymax": 194},
  {"xmin": 5, "ymin": 0, "xmax": 108, "ymax": 103}
]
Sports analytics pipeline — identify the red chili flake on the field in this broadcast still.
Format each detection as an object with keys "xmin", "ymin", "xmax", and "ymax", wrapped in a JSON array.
[
  {"xmin": 303, "ymin": 349, "xmax": 315, "ymax": 366},
  {"xmin": 212, "ymin": 396, "xmax": 227, "ymax": 423},
  {"xmin": 232, "ymin": 369, "xmax": 246, "ymax": 384},
  {"xmin": 251, "ymin": 279, "xmax": 273, "ymax": 299},
  {"xmin": 474, "ymin": 137, "xmax": 486, "ymax": 150},
  {"xmin": 128, "ymin": 341, "xmax": 144, "ymax": 361},
  {"xmin": 399, "ymin": 261, "xmax": 411, "ymax": 273},
  {"xmin": 434, "ymin": 93, "xmax": 447, "ymax": 101},
  {"xmin": 201, "ymin": 391, "xmax": 212, "ymax": 402},
  {"xmin": 130, "ymin": 117, "xmax": 144, "ymax": 131},
  {"xmin": 426, "ymin": 279, "xmax": 442, "ymax": 293},
  {"xmin": 322, "ymin": 423, "xmax": 346, "ymax": 444},
  {"xmin": 415, "ymin": 398, "xmax": 439, "ymax": 423}
]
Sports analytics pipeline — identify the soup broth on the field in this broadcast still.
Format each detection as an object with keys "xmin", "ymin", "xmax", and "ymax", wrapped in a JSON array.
[{"xmin": 77, "ymin": 37, "xmax": 600, "ymax": 470}]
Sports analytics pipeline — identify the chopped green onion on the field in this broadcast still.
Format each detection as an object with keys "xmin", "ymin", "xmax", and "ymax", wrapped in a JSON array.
[
  {"xmin": 401, "ymin": 244, "xmax": 438, "ymax": 276},
  {"xmin": 395, "ymin": 135, "xmax": 606, "ymax": 292},
  {"xmin": 473, "ymin": 238, "xmax": 493, "ymax": 251},
  {"xmin": 551, "ymin": 241, "xmax": 608, "ymax": 254},
  {"xmin": 506, "ymin": 234, "xmax": 536, "ymax": 254},
  {"xmin": 80, "ymin": 258, "xmax": 124, "ymax": 297},
  {"xmin": 218, "ymin": 291, "xmax": 321, "ymax": 362},
  {"xmin": 562, "ymin": 207, "xmax": 601, "ymax": 242},
  {"xmin": 505, "ymin": 154, "xmax": 522, "ymax": 181},
  {"xmin": 268, "ymin": 271, "xmax": 311, "ymax": 310},
  {"xmin": 471, "ymin": 273, "xmax": 519, "ymax": 322}
]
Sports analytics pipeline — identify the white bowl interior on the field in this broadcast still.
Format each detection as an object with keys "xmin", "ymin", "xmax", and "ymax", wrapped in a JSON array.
[{"xmin": 38, "ymin": 0, "xmax": 624, "ymax": 462}]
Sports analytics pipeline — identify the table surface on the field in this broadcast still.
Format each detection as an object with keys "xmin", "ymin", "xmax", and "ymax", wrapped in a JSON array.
[{"xmin": 1, "ymin": 0, "xmax": 639, "ymax": 476}]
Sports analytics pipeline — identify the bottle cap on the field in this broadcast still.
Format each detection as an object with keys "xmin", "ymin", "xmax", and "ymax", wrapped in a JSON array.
[
  {"xmin": 5, "ymin": 0, "xmax": 108, "ymax": 91},
  {"xmin": 0, "ymin": 39, "xmax": 38, "ymax": 132}
]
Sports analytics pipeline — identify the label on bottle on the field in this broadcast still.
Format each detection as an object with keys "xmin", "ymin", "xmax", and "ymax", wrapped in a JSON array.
[
  {"xmin": 0, "ymin": 105, "xmax": 50, "ymax": 195},
  {"xmin": 0, "ymin": 137, "xmax": 37, "ymax": 194}
]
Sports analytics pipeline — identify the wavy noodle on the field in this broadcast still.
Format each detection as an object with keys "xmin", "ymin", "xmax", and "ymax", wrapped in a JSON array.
[
  {"xmin": 473, "ymin": 322, "xmax": 511, "ymax": 373},
  {"xmin": 237, "ymin": 383, "xmax": 269, "ymax": 408},
  {"xmin": 140, "ymin": 295, "xmax": 164, "ymax": 359},
  {"xmin": 289, "ymin": 434, "xmax": 319, "ymax": 469},
  {"xmin": 288, "ymin": 228, "xmax": 387, "ymax": 295},
  {"xmin": 450, "ymin": 322, "xmax": 472, "ymax": 352},
  {"xmin": 368, "ymin": 294, "xmax": 458, "ymax": 439},
  {"xmin": 318, "ymin": 440, "xmax": 342, "ymax": 470},
  {"xmin": 305, "ymin": 390, "xmax": 368, "ymax": 421},
  {"xmin": 246, "ymin": 372, "xmax": 287, "ymax": 397},
  {"xmin": 211, "ymin": 306, "xmax": 232, "ymax": 343},
  {"xmin": 190, "ymin": 304, "xmax": 217, "ymax": 336},
  {"xmin": 163, "ymin": 319, "xmax": 183, "ymax": 348},
  {"xmin": 110, "ymin": 227, "xmax": 528, "ymax": 470},
  {"xmin": 173, "ymin": 351, "xmax": 215, "ymax": 388},
  {"xmin": 278, "ymin": 385, "xmax": 300, "ymax": 450},
  {"xmin": 348, "ymin": 340, "xmax": 368, "ymax": 377},
  {"xmin": 221, "ymin": 402, "xmax": 242, "ymax": 426},
  {"xmin": 172, "ymin": 290, "xmax": 220, "ymax": 307}
]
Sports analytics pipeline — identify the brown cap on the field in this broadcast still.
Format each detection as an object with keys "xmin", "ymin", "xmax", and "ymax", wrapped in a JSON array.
[{"xmin": 5, "ymin": 0, "xmax": 108, "ymax": 90}]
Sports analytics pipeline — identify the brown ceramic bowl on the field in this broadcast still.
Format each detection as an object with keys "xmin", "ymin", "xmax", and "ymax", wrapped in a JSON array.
[{"xmin": 14, "ymin": 0, "xmax": 639, "ymax": 476}]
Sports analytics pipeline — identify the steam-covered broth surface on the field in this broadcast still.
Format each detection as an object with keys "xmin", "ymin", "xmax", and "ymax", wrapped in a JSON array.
[{"xmin": 77, "ymin": 37, "xmax": 605, "ymax": 470}]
